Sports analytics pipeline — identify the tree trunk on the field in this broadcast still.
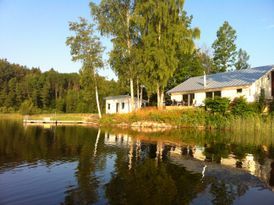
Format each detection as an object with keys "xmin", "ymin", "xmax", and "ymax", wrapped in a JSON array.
[
  {"xmin": 160, "ymin": 89, "xmax": 164, "ymax": 109},
  {"xmin": 130, "ymin": 78, "xmax": 134, "ymax": 112},
  {"xmin": 156, "ymin": 84, "xmax": 160, "ymax": 108},
  {"xmin": 93, "ymin": 71, "xmax": 102, "ymax": 118},
  {"xmin": 140, "ymin": 85, "xmax": 143, "ymax": 108},
  {"xmin": 95, "ymin": 84, "xmax": 102, "ymax": 118},
  {"xmin": 137, "ymin": 79, "xmax": 140, "ymax": 109},
  {"xmin": 156, "ymin": 84, "xmax": 165, "ymax": 109}
]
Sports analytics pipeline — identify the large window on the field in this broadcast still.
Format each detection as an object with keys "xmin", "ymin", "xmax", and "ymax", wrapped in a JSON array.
[
  {"xmin": 206, "ymin": 91, "xmax": 221, "ymax": 98},
  {"xmin": 214, "ymin": 91, "xmax": 221, "ymax": 97},
  {"xmin": 206, "ymin": 92, "xmax": 213, "ymax": 98},
  {"xmin": 189, "ymin": 93, "xmax": 194, "ymax": 105},
  {"xmin": 183, "ymin": 94, "xmax": 188, "ymax": 105},
  {"xmin": 122, "ymin": 102, "xmax": 125, "ymax": 109},
  {"xmin": 108, "ymin": 103, "xmax": 110, "ymax": 110}
]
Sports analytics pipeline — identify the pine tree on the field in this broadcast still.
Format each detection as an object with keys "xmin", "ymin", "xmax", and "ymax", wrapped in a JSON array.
[
  {"xmin": 235, "ymin": 49, "xmax": 250, "ymax": 70},
  {"xmin": 212, "ymin": 21, "xmax": 237, "ymax": 72}
]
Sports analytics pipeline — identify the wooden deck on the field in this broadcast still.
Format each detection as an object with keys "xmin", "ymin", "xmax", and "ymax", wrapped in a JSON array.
[{"xmin": 23, "ymin": 119, "xmax": 98, "ymax": 126}]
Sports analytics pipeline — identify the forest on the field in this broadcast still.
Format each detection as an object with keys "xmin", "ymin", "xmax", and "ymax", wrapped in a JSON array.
[{"xmin": 0, "ymin": 58, "xmax": 125, "ymax": 114}]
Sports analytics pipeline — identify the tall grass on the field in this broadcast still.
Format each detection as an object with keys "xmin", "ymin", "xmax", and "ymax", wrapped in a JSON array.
[{"xmin": 101, "ymin": 107, "xmax": 274, "ymax": 135}]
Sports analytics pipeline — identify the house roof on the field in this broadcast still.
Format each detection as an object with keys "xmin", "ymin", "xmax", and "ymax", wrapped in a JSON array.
[
  {"xmin": 104, "ymin": 95, "xmax": 147, "ymax": 102},
  {"xmin": 104, "ymin": 95, "xmax": 131, "ymax": 100},
  {"xmin": 167, "ymin": 65, "xmax": 274, "ymax": 94}
]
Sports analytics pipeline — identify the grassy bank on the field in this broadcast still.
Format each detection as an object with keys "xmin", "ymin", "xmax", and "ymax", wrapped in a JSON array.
[
  {"xmin": 100, "ymin": 107, "xmax": 274, "ymax": 131},
  {"xmin": 0, "ymin": 113, "xmax": 99, "ymax": 122}
]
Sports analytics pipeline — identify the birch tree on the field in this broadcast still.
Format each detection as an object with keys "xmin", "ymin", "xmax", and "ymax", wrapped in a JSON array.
[
  {"xmin": 66, "ymin": 18, "xmax": 104, "ymax": 118},
  {"xmin": 133, "ymin": 0, "xmax": 200, "ymax": 108},
  {"xmin": 90, "ymin": 0, "xmax": 137, "ymax": 112}
]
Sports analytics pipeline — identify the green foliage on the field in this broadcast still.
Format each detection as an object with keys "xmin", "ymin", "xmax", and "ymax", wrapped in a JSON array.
[
  {"xmin": 230, "ymin": 96, "xmax": 255, "ymax": 116},
  {"xmin": 235, "ymin": 49, "xmax": 250, "ymax": 70},
  {"xmin": 205, "ymin": 97, "xmax": 230, "ymax": 115},
  {"xmin": 19, "ymin": 100, "xmax": 37, "ymax": 115},
  {"xmin": 0, "ymin": 59, "xmax": 124, "ymax": 113},
  {"xmin": 212, "ymin": 21, "xmax": 237, "ymax": 72},
  {"xmin": 167, "ymin": 49, "xmax": 211, "ymax": 90},
  {"xmin": 258, "ymin": 88, "xmax": 266, "ymax": 112},
  {"xmin": 66, "ymin": 17, "xmax": 104, "ymax": 117}
]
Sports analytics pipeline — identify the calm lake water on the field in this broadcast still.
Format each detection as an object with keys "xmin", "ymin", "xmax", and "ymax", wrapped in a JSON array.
[{"xmin": 1, "ymin": 120, "xmax": 274, "ymax": 205}]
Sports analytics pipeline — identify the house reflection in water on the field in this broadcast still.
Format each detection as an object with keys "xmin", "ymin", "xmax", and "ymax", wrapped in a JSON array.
[{"xmin": 103, "ymin": 132, "xmax": 274, "ymax": 187}]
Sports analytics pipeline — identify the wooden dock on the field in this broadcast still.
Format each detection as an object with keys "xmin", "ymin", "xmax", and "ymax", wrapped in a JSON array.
[{"xmin": 23, "ymin": 119, "xmax": 98, "ymax": 126}]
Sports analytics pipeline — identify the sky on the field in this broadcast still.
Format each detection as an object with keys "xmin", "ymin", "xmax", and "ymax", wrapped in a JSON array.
[{"xmin": 0, "ymin": 0, "xmax": 274, "ymax": 80}]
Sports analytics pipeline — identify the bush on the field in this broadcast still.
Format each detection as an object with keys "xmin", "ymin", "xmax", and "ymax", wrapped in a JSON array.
[
  {"xmin": 204, "ymin": 97, "xmax": 230, "ymax": 115},
  {"xmin": 258, "ymin": 88, "xmax": 266, "ymax": 112},
  {"xmin": 0, "ymin": 106, "xmax": 15, "ymax": 113},
  {"xmin": 56, "ymin": 98, "xmax": 65, "ymax": 112},
  {"xmin": 230, "ymin": 96, "xmax": 255, "ymax": 116},
  {"xmin": 19, "ymin": 100, "xmax": 36, "ymax": 115}
]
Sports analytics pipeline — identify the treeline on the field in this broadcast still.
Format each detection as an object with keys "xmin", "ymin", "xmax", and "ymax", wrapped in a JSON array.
[{"xmin": 0, "ymin": 59, "xmax": 125, "ymax": 114}]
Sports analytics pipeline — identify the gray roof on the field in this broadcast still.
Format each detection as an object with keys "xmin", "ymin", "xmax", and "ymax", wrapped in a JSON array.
[
  {"xmin": 104, "ymin": 95, "xmax": 131, "ymax": 100},
  {"xmin": 167, "ymin": 65, "xmax": 274, "ymax": 94},
  {"xmin": 104, "ymin": 95, "xmax": 147, "ymax": 102}
]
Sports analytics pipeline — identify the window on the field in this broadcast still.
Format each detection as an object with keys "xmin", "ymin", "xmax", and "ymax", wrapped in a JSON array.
[
  {"xmin": 214, "ymin": 91, "xmax": 221, "ymax": 97},
  {"xmin": 189, "ymin": 93, "xmax": 194, "ymax": 105},
  {"xmin": 237, "ymin": 88, "xmax": 242, "ymax": 93},
  {"xmin": 183, "ymin": 94, "xmax": 188, "ymax": 105},
  {"xmin": 122, "ymin": 102, "xmax": 125, "ymax": 109},
  {"xmin": 206, "ymin": 92, "xmax": 213, "ymax": 98},
  {"xmin": 108, "ymin": 103, "xmax": 110, "ymax": 110}
]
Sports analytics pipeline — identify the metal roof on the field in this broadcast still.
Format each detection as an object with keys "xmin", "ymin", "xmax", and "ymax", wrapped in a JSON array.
[
  {"xmin": 167, "ymin": 65, "xmax": 274, "ymax": 94},
  {"xmin": 104, "ymin": 95, "xmax": 131, "ymax": 100},
  {"xmin": 104, "ymin": 95, "xmax": 147, "ymax": 102}
]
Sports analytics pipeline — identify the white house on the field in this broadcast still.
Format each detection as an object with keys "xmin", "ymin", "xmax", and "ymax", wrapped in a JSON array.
[
  {"xmin": 167, "ymin": 65, "xmax": 274, "ymax": 106},
  {"xmin": 105, "ymin": 95, "xmax": 146, "ymax": 114}
]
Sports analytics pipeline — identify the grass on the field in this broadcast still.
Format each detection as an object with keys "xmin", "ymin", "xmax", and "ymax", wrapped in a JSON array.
[
  {"xmin": 0, "ymin": 113, "xmax": 99, "ymax": 122},
  {"xmin": 100, "ymin": 106, "xmax": 274, "ymax": 132},
  {"xmin": 100, "ymin": 107, "xmax": 205, "ymax": 127}
]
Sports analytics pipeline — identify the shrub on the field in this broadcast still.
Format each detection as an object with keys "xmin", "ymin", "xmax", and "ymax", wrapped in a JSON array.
[
  {"xmin": 19, "ymin": 100, "xmax": 35, "ymax": 115},
  {"xmin": 204, "ymin": 97, "xmax": 230, "ymax": 115},
  {"xmin": 258, "ymin": 88, "xmax": 266, "ymax": 112},
  {"xmin": 230, "ymin": 96, "xmax": 254, "ymax": 116}
]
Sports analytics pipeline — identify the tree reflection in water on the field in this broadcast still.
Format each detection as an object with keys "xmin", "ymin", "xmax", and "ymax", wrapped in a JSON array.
[{"xmin": 1, "ymin": 120, "xmax": 274, "ymax": 204}]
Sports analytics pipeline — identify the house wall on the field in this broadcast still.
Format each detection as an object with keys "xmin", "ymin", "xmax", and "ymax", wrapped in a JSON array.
[
  {"xmin": 194, "ymin": 92, "xmax": 206, "ymax": 106},
  {"xmin": 169, "ymin": 70, "xmax": 273, "ymax": 106},
  {"xmin": 170, "ymin": 93, "xmax": 183, "ymax": 102},
  {"xmin": 250, "ymin": 72, "xmax": 272, "ymax": 101},
  {"xmin": 170, "ymin": 82, "xmax": 270, "ymax": 106},
  {"xmin": 106, "ymin": 98, "xmax": 131, "ymax": 114},
  {"xmin": 106, "ymin": 98, "xmax": 140, "ymax": 114}
]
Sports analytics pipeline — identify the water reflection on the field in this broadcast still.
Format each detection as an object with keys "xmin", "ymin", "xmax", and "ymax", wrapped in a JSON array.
[{"xmin": 1, "ymin": 120, "xmax": 274, "ymax": 204}]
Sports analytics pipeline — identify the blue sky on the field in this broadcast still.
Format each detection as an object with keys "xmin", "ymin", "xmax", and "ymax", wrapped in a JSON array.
[{"xmin": 0, "ymin": 0, "xmax": 273, "ymax": 80}]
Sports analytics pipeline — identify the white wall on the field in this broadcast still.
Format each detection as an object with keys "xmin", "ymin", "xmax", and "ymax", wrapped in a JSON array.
[
  {"xmin": 106, "ymin": 98, "xmax": 131, "ymax": 114},
  {"xmin": 170, "ymin": 93, "xmax": 183, "ymax": 102},
  {"xmin": 106, "ymin": 98, "xmax": 140, "ymax": 114},
  {"xmin": 251, "ymin": 72, "xmax": 272, "ymax": 101},
  {"xmin": 194, "ymin": 92, "xmax": 206, "ymax": 106},
  {"xmin": 171, "ymin": 86, "xmax": 257, "ymax": 106}
]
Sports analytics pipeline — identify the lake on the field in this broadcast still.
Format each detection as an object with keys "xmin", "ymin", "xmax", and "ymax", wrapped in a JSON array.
[{"xmin": 1, "ymin": 120, "xmax": 274, "ymax": 205}]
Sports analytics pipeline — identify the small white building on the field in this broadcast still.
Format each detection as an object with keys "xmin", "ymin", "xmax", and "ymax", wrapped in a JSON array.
[
  {"xmin": 105, "ymin": 95, "xmax": 146, "ymax": 114},
  {"xmin": 167, "ymin": 65, "xmax": 274, "ymax": 106}
]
